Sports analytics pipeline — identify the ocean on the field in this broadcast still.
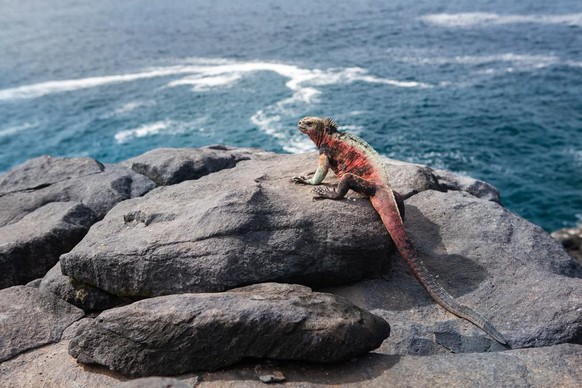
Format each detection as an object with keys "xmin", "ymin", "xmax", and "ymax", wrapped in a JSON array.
[{"xmin": 0, "ymin": 0, "xmax": 580, "ymax": 231}]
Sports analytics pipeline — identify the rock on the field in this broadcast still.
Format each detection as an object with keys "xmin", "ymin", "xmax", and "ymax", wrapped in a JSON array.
[
  {"xmin": 255, "ymin": 365, "xmax": 286, "ymax": 384},
  {"xmin": 433, "ymin": 168, "xmax": 501, "ymax": 203},
  {"xmin": 0, "ymin": 155, "xmax": 104, "ymax": 196},
  {"xmin": 0, "ymin": 202, "xmax": 97, "ymax": 288},
  {"xmin": 552, "ymin": 223, "xmax": 582, "ymax": 265},
  {"xmin": 122, "ymin": 145, "xmax": 273, "ymax": 186},
  {"xmin": 382, "ymin": 157, "xmax": 501, "ymax": 203},
  {"xmin": 196, "ymin": 344, "xmax": 582, "ymax": 387},
  {"xmin": 0, "ymin": 340, "xmax": 129, "ymax": 388},
  {"xmin": 25, "ymin": 278, "xmax": 42, "ymax": 288},
  {"xmin": 68, "ymin": 283, "xmax": 390, "ymax": 377},
  {"xmin": 0, "ymin": 286, "xmax": 84, "ymax": 362},
  {"xmin": 61, "ymin": 153, "xmax": 393, "ymax": 297},
  {"xmin": 40, "ymin": 262, "xmax": 127, "ymax": 312},
  {"xmin": 325, "ymin": 190, "xmax": 582, "ymax": 354},
  {"xmin": 1, "ymin": 341, "xmax": 579, "ymax": 387},
  {"xmin": 0, "ymin": 155, "xmax": 155, "ymax": 227},
  {"xmin": 116, "ymin": 377, "xmax": 193, "ymax": 388},
  {"xmin": 383, "ymin": 158, "xmax": 442, "ymax": 198}
]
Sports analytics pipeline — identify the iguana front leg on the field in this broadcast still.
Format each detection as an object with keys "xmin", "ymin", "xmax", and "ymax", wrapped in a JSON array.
[{"xmin": 293, "ymin": 153, "xmax": 330, "ymax": 185}]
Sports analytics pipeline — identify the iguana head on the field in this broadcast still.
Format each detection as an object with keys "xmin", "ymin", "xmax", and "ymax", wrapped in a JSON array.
[{"xmin": 298, "ymin": 116, "xmax": 338, "ymax": 147}]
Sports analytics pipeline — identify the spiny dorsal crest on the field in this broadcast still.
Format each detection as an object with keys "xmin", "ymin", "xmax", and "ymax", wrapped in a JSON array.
[{"xmin": 323, "ymin": 117, "xmax": 338, "ymax": 133}]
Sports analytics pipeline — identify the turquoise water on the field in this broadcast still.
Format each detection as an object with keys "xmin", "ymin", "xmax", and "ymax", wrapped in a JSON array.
[{"xmin": 0, "ymin": 0, "xmax": 581, "ymax": 231}]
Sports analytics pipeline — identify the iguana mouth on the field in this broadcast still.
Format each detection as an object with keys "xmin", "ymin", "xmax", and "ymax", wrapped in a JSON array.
[{"xmin": 298, "ymin": 124, "xmax": 308, "ymax": 133}]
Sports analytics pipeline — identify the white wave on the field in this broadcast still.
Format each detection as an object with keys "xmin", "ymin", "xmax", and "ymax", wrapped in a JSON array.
[
  {"xmin": 565, "ymin": 148, "xmax": 582, "ymax": 167},
  {"xmin": 0, "ymin": 122, "xmax": 36, "ymax": 137},
  {"xmin": 114, "ymin": 121, "xmax": 171, "ymax": 143},
  {"xmin": 114, "ymin": 116, "xmax": 209, "ymax": 143},
  {"xmin": 282, "ymin": 137, "xmax": 317, "ymax": 154},
  {"xmin": 0, "ymin": 58, "xmax": 430, "ymax": 102},
  {"xmin": 250, "ymin": 110, "xmax": 284, "ymax": 139},
  {"xmin": 0, "ymin": 68, "xmax": 194, "ymax": 101},
  {"xmin": 402, "ymin": 53, "xmax": 560, "ymax": 67},
  {"xmin": 114, "ymin": 101, "xmax": 148, "ymax": 115},
  {"xmin": 421, "ymin": 12, "xmax": 582, "ymax": 27},
  {"xmin": 166, "ymin": 74, "xmax": 242, "ymax": 91}
]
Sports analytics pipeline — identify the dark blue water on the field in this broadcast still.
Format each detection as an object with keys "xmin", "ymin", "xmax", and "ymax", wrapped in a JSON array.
[{"xmin": 1, "ymin": 0, "xmax": 581, "ymax": 231}]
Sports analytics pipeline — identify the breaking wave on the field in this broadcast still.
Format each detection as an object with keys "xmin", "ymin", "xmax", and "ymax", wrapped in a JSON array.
[{"xmin": 0, "ymin": 59, "xmax": 430, "ymax": 102}]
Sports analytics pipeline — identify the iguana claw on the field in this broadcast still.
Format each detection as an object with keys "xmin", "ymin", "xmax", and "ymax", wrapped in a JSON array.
[{"xmin": 293, "ymin": 176, "xmax": 308, "ymax": 184}]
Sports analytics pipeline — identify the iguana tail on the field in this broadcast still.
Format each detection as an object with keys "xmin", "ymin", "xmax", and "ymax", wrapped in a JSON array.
[{"xmin": 370, "ymin": 188, "xmax": 507, "ymax": 345}]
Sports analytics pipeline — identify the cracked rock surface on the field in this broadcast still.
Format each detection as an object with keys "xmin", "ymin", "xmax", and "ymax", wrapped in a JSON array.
[{"xmin": 0, "ymin": 285, "xmax": 84, "ymax": 362}]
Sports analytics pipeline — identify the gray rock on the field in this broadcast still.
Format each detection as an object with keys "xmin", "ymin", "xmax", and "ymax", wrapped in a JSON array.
[
  {"xmin": 433, "ymin": 168, "xmax": 501, "ymax": 203},
  {"xmin": 68, "ymin": 283, "xmax": 391, "ymax": 377},
  {"xmin": 0, "ymin": 286, "xmax": 84, "ymax": 362},
  {"xmin": 25, "ymin": 278, "xmax": 42, "ymax": 288},
  {"xmin": 40, "ymin": 262, "xmax": 127, "ymax": 312},
  {"xmin": 122, "ymin": 145, "xmax": 273, "ymax": 186},
  {"xmin": 116, "ymin": 377, "xmax": 193, "ymax": 388},
  {"xmin": 61, "ymin": 153, "xmax": 393, "ymax": 297},
  {"xmin": 0, "ymin": 155, "xmax": 104, "ymax": 196},
  {"xmin": 326, "ymin": 190, "xmax": 582, "ymax": 354},
  {"xmin": 197, "ymin": 344, "xmax": 582, "ymax": 387},
  {"xmin": 383, "ymin": 158, "xmax": 442, "ymax": 198},
  {"xmin": 382, "ymin": 157, "xmax": 501, "ymax": 203},
  {"xmin": 0, "ymin": 155, "xmax": 155, "ymax": 227},
  {"xmin": 552, "ymin": 223, "xmax": 582, "ymax": 265},
  {"xmin": 0, "ymin": 202, "xmax": 97, "ymax": 288},
  {"xmin": 0, "ymin": 340, "xmax": 129, "ymax": 387},
  {"xmin": 1, "ymin": 341, "xmax": 579, "ymax": 388}
]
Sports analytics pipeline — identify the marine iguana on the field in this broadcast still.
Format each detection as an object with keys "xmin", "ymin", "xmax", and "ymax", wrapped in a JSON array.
[{"xmin": 293, "ymin": 116, "xmax": 507, "ymax": 345}]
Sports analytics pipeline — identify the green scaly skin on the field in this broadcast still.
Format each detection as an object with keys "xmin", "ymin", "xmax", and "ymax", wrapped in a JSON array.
[{"xmin": 293, "ymin": 116, "xmax": 507, "ymax": 346}]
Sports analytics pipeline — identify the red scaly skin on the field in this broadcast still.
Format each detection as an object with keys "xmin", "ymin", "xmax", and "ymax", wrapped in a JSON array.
[{"xmin": 293, "ymin": 116, "xmax": 507, "ymax": 345}]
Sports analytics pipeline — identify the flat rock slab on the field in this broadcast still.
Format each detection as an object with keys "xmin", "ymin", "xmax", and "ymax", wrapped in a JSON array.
[
  {"xmin": 0, "ymin": 286, "xmax": 84, "ymax": 362},
  {"xmin": 326, "ymin": 190, "xmax": 582, "ymax": 353},
  {"xmin": 198, "ymin": 343, "xmax": 582, "ymax": 387},
  {"xmin": 69, "ymin": 283, "xmax": 390, "ymax": 377},
  {"xmin": 2, "ymin": 341, "xmax": 578, "ymax": 387},
  {"xmin": 122, "ymin": 145, "xmax": 273, "ymax": 186},
  {"xmin": 0, "ymin": 155, "xmax": 155, "ymax": 227},
  {"xmin": 0, "ymin": 202, "xmax": 96, "ymax": 288},
  {"xmin": 61, "ymin": 153, "xmax": 394, "ymax": 297},
  {"xmin": 116, "ymin": 377, "xmax": 193, "ymax": 388}
]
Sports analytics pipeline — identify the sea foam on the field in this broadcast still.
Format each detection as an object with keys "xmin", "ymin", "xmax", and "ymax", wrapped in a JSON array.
[
  {"xmin": 420, "ymin": 12, "xmax": 582, "ymax": 27},
  {"xmin": 0, "ymin": 59, "xmax": 430, "ymax": 102}
]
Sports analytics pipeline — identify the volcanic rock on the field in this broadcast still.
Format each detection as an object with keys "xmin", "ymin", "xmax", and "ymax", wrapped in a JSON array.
[
  {"xmin": 68, "ymin": 283, "xmax": 390, "ymax": 377},
  {"xmin": 122, "ymin": 145, "xmax": 273, "ymax": 186},
  {"xmin": 0, "ymin": 202, "xmax": 96, "ymax": 288},
  {"xmin": 0, "ymin": 285, "xmax": 83, "ymax": 362}
]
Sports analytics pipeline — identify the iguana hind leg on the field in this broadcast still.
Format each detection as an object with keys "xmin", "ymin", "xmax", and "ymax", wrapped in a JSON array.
[
  {"xmin": 313, "ymin": 173, "xmax": 406, "ymax": 219},
  {"xmin": 313, "ymin": 173, "xmax": 377, "ymax": 200}
]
